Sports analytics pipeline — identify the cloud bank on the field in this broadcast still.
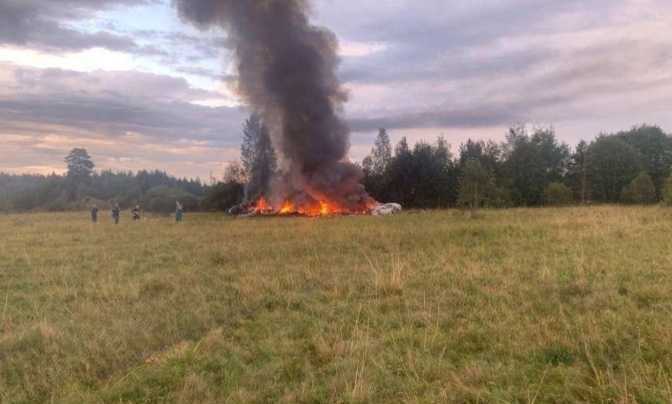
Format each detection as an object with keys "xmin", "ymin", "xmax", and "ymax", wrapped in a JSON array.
[{"xmin": 0, "ymin": 0, "xmax": 671, "ymax": 177}]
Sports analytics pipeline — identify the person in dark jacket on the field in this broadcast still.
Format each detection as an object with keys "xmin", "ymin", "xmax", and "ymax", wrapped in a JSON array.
[
  {"xmin": 91, "ymin": 205, "xmax": 99, "ymax": 223},
  {"xmin": 111, "ymin": 203, "xmax": 121, "ymax": 224},
  {"xmin": 175, "ymin": 201, "xmax": 184, "ymax": 223},
  {"xmin": 132, "ymin": 205, "xmax": 141, "ymax": 221}
]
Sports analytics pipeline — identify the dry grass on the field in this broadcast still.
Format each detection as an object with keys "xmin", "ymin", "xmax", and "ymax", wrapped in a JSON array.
[{"xmin": 1, "ymin": 207, "xmax": 672, "ymax": 403}]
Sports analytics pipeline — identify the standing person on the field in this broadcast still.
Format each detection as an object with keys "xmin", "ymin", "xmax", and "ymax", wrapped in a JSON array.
[
  {"xmin": 175, "ymin": 201, "xmax": 184, "ymax": 223},
  {"xmin": 91, "ymin": 205, "xmax": 99, "ymax": 223},
  {"xmin": 132, "ymin": 205, "xmax": 141, "ymax": 221},
  {"xmin": 112, "ymin": 203, "xmax": 121, "ymax": 225}
]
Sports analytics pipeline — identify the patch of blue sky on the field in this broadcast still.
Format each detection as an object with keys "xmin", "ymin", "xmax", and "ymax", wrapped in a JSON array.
[
  {"xmin": 91, "ymin": 0, "xmax": 182, "ymax": 35},
  {"xmin": 65, "ymin": 0, "xmax": 228, "ymax": 92}
]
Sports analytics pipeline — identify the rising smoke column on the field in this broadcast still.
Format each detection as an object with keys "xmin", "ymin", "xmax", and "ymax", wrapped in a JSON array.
[{"xmin": 174, "ymin": 0, "xmax": 372, "ymax": 208}]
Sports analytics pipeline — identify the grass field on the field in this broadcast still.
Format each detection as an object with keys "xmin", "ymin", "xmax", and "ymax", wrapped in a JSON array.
[{"xmin": 1, "ymin": 207, "xmax": 672, "ymax": 403}]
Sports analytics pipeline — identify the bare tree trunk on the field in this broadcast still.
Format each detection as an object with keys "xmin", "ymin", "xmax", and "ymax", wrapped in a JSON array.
[
  {"xmin": 580, "ymin": 159, "xmax": 587, "ymax": 204},
  {"xmin": 471, "ymin": 185, "xmax": 479, "ymax": 218}
]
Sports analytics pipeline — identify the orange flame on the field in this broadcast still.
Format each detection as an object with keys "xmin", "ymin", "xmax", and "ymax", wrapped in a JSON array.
[
  {"xmin": 320, "ymin": 201, "xmax": 330, "ymax": 216},
  {"xmin": 279, "ymin": 200, "xmax": 295, "ymax": 215},
  {"xmin": 253, "ymin": 197, "xmax": 272, "ymax": 214},
  {"xmin": 249, "ymin": 196, "xmax": 378, "ymax": 217}
]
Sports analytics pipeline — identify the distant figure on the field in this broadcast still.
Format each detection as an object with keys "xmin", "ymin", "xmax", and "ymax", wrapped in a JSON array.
[
  {"xmin": 112, "ymin": 203, "xmax": 121, "ymax": 224},
  {"xmin": 175, "ymin": 201, "xmax": 184, "ymax": 223},
  {"xmin": 91, "ymin": 205, "xmax": 99, "ymax": 223},
  {"xmin": 132, "ymin": 205, "xmax": 141, "ymax": 221}
]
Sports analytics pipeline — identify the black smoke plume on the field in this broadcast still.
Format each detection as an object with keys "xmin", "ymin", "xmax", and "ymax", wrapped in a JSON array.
[{"xmin": 174, "ymin": 0, "xmax": 374, "ymax": 209}]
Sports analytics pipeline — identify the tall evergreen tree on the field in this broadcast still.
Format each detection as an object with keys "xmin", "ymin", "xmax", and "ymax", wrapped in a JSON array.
[
  {"xmin": 435, "ymin": 137, "xmax": 459, "ymax": 206},
  {"xmin": 65, "ymin": 148, "xmax": 95, "ymax": 181},
  {"xmin": 385, "ymin": 137, "xmax": 414, "ymax": 205},
  {"xmin": 371, "ymin": 128, "xmax": 392, "ymax": 177},
  {"xmin": 363, "ymin": 128, "xmax": 393, "ymax": 199},
  {"xmin": 241, "ymin": 114, "xmax": 263, "ymax": 176},
  {"xmin": 64, "ymin": 148, "xmax": 95, "ymax": 201},
  {"xmin": 240, "ymin": 113, "xmax": 277, "ymax": 201}
]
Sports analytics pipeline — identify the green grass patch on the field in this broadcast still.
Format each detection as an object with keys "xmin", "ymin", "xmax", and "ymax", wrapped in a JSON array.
[{"xmin": 1, "ymin": 207, "xmax": 672, "ymax": 402}]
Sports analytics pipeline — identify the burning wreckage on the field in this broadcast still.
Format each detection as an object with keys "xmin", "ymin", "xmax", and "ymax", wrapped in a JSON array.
[
  {"xmin": 175, "ymin": 0, "xmax": 401, "ymax": 217},
  {"xmin": 230, "ymin": 198, "xmax": 401, "ymax": 217}
]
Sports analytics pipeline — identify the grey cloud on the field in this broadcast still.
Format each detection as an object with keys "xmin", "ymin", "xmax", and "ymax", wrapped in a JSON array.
[
  {"xmin": 320, "ymin": 0, "xmax": 612, "ymax": 49},
  {"xmin": 333, "ymin": 0, "xmax": 616, "ymax": 85},
  {"xmin": 175, "ymin": 66, "xmax": 235, "ymax": 82},
  {"xmin": 0, "ymin": 0, "xmax": 227, "ymax": 74},
  {"xmin": 2, "ymin": 0, "xmax": 672, "ymax": 160},
  {"xmin": 339, "ymin": 44, "xmax": 552, "ymax": 85},
  {"xmin": 0, "ymin": 64, "xmax": 246, "ymax": 146},
  {"xmin": 346, "ymin": 34, "xmax": 672, "ymax": 132},
  {"xmin": 14, "ymin": 68, "xmax": 217, "ymax": 101},
  {"xmin": 349, "ymin": 108, "xmax": 519, "ymax": 133},
  {"xmin": 348, "ymin": 94, "xmax": 571, "ymax": 132},
  {"xmin": 324, "ymin": 0, "xmax": 672, "ymax": 134},
  {"xmin": 0, "ymin": 0, "xmax": 158, "ymax": 53},
  {"xmin": 129, "ymin": 30, "xmax": 233, "ymax": 65},
  {"xmin": 0, "ymin": 96, "xmax": 242, "ymax": 143}
]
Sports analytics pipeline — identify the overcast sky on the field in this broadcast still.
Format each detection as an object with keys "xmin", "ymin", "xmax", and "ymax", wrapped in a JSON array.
[{"xmin": 1, "ymin": 0, "xmax": 671, "ymax": 179}]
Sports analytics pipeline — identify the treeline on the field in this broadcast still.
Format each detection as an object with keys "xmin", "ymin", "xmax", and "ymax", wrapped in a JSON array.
[
  {"xmin": 360, "ymin": 124, "xmax": 672, "ymax": 208},
  {"xmin": 201, "ymin": 121, "xmax": 672, "ymax": 211},
  {"xmin": 5, "ymin": 122, "xmax": 671, "ymax": 213},
  {"xmin": 0, "ymin": 149, "xmax": 206, "ymax": 213}
]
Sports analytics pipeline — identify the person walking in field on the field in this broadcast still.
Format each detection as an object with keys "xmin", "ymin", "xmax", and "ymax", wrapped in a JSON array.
[
  {"xmin": 91, "ymin": 205, "xmax": 99, "ymax": 223},
  {"xmin": 175, "ymin": 201, "xmax": 184, "ymax": 223},
  {"xmin": 132, "ymin": 205, "xmax": 141, "ymax": 221},
  {"xmin": 112, "ymin": 203, "xmax": 121, "ymax": 224}
]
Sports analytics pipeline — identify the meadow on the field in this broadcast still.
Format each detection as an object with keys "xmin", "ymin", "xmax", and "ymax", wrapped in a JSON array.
[{"xmin": 1, "ymin": 207, "xmax": 672, "ymax": 403}]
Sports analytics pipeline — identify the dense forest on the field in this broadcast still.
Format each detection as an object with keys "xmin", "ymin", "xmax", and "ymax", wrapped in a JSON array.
[
  {"xmin": 2, "ymin": 120, "xmax": 671, "ymax": 213},
  {"xmin": 360, "ymin": 124, "xmax": 672, "ymax": 209},
  {"xmin": 0, "ymin": 149, "xmax": 208, "ymax": 213},
  {"xmin": 230, "ymin": 119, "xmax": 672, "ymax": 210}
]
